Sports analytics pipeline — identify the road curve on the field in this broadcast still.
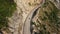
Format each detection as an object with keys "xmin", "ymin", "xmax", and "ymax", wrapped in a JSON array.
[
  {"xmin": 23, "ymin": 5, "xmax": 41, "ymax": 34},
  {"xmin": 23, "ymin": 0, "xmax": 45, "ymax": 34}
]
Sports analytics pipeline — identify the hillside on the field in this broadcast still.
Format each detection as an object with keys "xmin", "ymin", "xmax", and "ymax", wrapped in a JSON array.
[
  {"xmin": 32, "ymin": 0, "xmax": 60, "ymax": 34},
  {"xmin": 0, "ymin": 0, "xmax": 60, "ymax": 34}
]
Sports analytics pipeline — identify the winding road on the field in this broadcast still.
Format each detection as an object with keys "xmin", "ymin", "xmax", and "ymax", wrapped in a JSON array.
[
  {"xmin": 23, "ymin": 0, "xmax": 45, "ymax": 34},
  {"xmin": 23, "ymin": 4, "xmax": 42, "ymax": 34}
]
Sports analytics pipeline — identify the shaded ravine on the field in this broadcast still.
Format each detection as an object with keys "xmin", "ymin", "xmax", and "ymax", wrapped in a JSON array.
[{"xmin": 30, "ymin": 6, "xmax": 40, "ymax": 34}]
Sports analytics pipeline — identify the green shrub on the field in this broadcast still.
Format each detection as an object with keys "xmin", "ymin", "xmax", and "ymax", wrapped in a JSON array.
[{"xmin": 0, "ymin": 0, "xmax": 16, "ymax": 29}]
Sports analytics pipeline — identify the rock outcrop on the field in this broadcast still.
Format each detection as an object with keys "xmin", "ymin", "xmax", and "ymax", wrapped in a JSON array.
[{"xmin": 8, "ymin": 0, "xmax": 42, "ymax": 34}]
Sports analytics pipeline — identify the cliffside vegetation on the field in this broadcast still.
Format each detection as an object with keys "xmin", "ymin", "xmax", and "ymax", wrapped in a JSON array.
[
  {"xmin": 0, "ymin": 0, "xmax": 16, "ymax": 29},
  {"xmin": 32, "ymin": 0, "xmax": 60, "ymax": 34}
]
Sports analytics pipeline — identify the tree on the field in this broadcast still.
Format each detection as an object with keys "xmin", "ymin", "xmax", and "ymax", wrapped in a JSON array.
[{"xmin": 0, "ymin": 0, "xmax": 16, "ymax": 30}]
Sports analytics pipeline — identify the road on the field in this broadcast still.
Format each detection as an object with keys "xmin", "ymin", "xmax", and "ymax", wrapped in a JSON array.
[
  {"xmin": 23, "ymin": 0, "xmax": 45, "ymax": 34},
  {"xmin": 23, "ymin": 5, "xmax": 42, "ymax": 34}
]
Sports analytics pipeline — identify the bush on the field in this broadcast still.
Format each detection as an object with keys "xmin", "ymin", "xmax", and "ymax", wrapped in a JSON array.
[{"xmin": 0, "ymin": 0, "xmax": 16, "ymax": 29}]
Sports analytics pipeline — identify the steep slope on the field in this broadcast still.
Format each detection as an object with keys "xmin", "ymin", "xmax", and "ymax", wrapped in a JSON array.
[
  {"xmin": 0, "ymin": 0, "xmax": 60, "ymax": 34},
  {"xmin": 8, "ymin": 0, "xmax": 42, "ymax": 34},
  {"xmin": 32, "ymin": 0, "xmax": 60, "ymax": 34}
]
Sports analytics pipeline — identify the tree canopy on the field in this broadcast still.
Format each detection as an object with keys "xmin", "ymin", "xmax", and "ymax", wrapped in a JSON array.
[{"xmin": 0, "ymin": 0, "xmax": 16, "ymax": 29}]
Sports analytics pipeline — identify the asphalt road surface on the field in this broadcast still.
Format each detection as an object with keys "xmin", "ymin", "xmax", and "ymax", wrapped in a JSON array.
[
  {"xmin": 23, "ymin": 0, "xmax": 45, "ymax": 34},
  {"xmin": 23, "ymin": 5, "xmax": 42, "ymax": 34}
]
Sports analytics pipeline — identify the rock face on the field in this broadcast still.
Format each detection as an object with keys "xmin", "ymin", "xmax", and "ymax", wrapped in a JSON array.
[
  {"xmin": 8, "ymin": 0, "xmax": 42, "ymax": 34},
  {"xmin": 50, "ymin": 0, "xmax": 60, "ymax": 9},
  {"xmin": 4, "ymin": 0, "xmax": 60, "ymax": 34}
]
